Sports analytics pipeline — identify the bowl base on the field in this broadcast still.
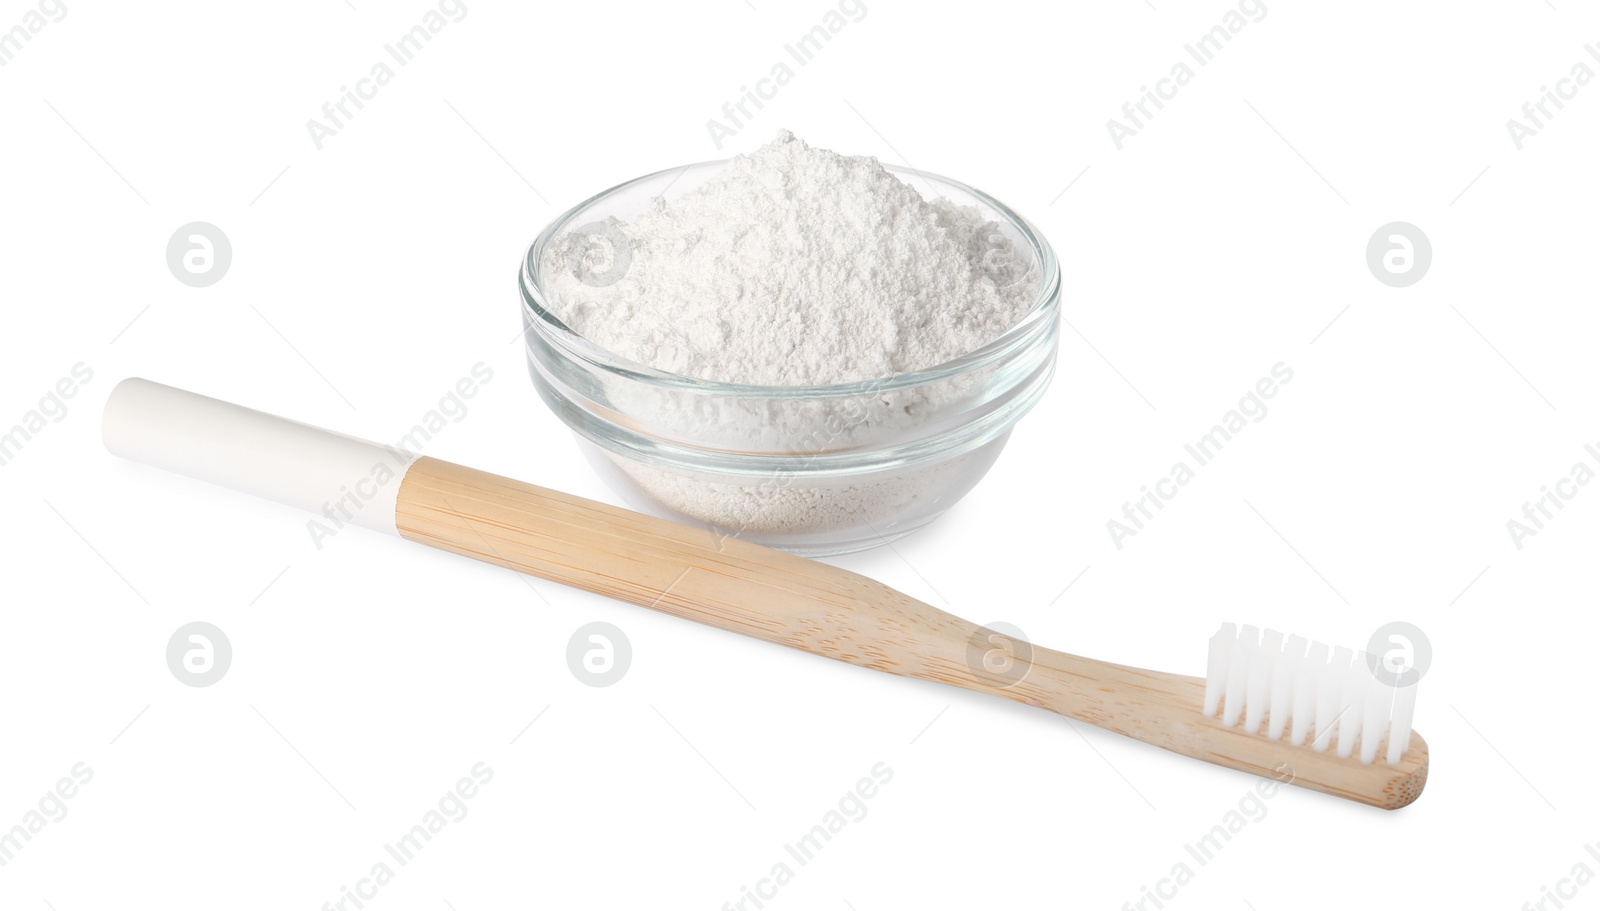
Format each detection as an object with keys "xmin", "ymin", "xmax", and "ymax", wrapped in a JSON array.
[{"xmin": 572, "ymin": 432, "xmax": 1007, "ymax": 557}]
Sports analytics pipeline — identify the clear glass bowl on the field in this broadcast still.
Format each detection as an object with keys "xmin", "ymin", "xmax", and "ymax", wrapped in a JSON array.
[{"xmin": 519, "ymin": 161, "xmax": 1061, "ymax": 556}]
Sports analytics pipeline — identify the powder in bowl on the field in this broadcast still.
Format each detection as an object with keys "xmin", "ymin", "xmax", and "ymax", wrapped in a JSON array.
[{"xmin": 541, "ymin": 129, "xmax": 1039, "ymax": 387}]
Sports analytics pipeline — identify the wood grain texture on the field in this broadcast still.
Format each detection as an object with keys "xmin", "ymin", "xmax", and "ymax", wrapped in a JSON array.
[{"xmin": 397, "ymin": 456, "xmax": 1427, "ymax": 809}]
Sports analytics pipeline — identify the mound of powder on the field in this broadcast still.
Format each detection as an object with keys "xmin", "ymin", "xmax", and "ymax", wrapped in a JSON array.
[{"xmin": 542, "ymin": 130, "xmax": 1037, "ymax": 386}]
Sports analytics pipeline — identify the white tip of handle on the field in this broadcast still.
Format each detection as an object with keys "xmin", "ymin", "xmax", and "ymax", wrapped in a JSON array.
[{"xmin": 104, "ymin": 378, "xmax": 416, "ymax": 536}]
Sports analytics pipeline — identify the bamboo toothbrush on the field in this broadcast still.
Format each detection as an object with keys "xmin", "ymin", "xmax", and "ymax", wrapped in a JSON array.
[{"xmin": 102, "ymin": 378, "xmax": 1428, "ymax": 809}]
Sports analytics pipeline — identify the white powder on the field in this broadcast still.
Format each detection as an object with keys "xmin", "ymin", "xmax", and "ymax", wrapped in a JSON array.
[
  {"xmin": 543, "ymin": 130, "xmax": 1037, "ymax": 386},
  {"xmin": 538, "ymin": 131, "xmax": 1043, "ymax": 549}
]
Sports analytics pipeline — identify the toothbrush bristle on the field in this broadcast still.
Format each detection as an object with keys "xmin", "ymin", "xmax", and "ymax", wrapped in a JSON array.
[{"xmin": 1202, "ymin": 623, "xmax": 1418, "ymax": 765}]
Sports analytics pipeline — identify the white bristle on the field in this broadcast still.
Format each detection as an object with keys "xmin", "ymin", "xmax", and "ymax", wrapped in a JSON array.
[
  {"xmin": 1311, "ymin": 643, "xmax": 1338, "ymax": 752},
  {"xmin": 1201, "ymin": 623, "xmax": 1421, "ymax": 765},
  {"xmin": 1221, "ymin": 625, "xmax": 1254, "ymax": 728},
  {"xmin": 1336, "ymin": 648, "xmax": 1363, "ymax": 759},
  {"xmin": 1202, "ymin": 623, "xmax": 1235, "ymax": 718},
  {"xmin": 1387, "ymin": 678, "xmax": 1418, "ymax": 765},
  {"xmin": 1359, "ymin": 658, "xmax": 1389, "ymax": 764},
  {"xmin": 1264, "ymin": 630, "xmax": 1295, "ymax": 741},
  {"xmin": 1244, "ymin": 628, "xmax": 1275, "ymax": 734},
  {"xmin": 1287, "ymin": 635, "xmax": 1314, "ymax": 746}
]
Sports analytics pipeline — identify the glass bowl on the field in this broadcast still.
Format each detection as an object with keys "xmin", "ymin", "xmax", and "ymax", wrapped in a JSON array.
[{"xmin": 519, "ymin": 161, "xmax": 1060, "ymax": 557}]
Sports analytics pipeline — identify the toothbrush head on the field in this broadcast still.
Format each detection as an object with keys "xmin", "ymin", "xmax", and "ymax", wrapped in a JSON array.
[{"xmin": 1202, "ymin": 623, "xmax": 1421, "ymax": 768}]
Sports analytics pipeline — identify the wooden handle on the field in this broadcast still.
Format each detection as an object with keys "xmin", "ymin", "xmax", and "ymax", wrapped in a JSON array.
[{"xmin": 396, "ymin": 457, "xmax": 1426, "ymax": 809}]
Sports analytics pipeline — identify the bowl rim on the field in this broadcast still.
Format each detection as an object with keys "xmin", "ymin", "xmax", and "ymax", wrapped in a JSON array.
[{"xmin": 519, "ymin": 159, "xmax": 1061, "ymax": 399}]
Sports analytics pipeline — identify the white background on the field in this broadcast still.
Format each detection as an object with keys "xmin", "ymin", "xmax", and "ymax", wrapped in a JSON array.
[{"xmin": 3, "ymin": 1, "xmax": 1597, "ymax": 908}]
